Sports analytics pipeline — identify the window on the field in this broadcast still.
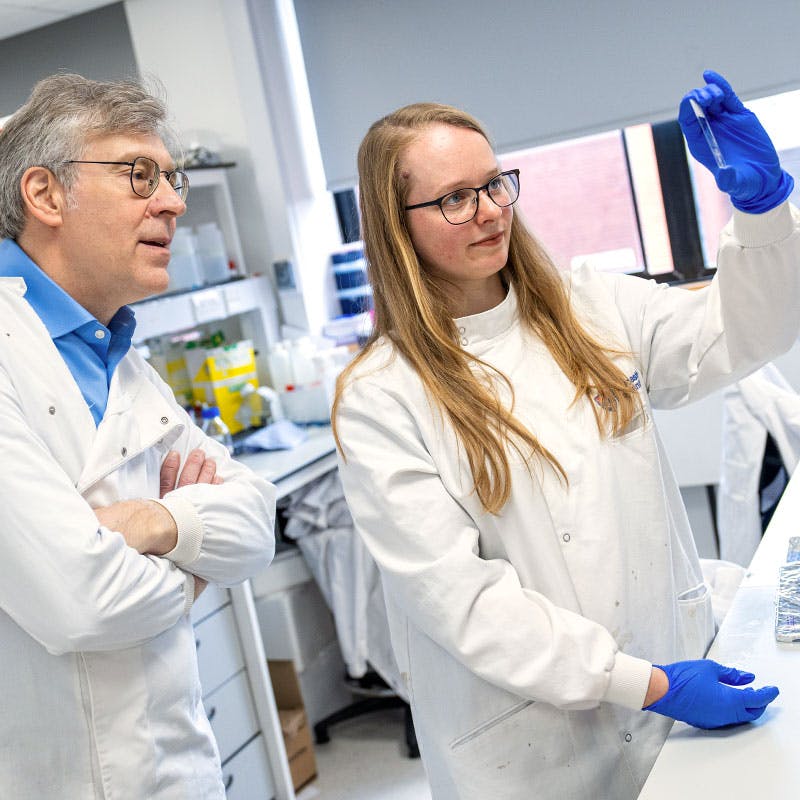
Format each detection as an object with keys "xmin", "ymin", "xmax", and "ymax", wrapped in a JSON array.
[
  {"xmin": 340, "ymin": 86, "xmax": 800, "ymax": 286},
  {"xmin": 499, "ymin": 126, "xmax": 674, "ymax": 277}
]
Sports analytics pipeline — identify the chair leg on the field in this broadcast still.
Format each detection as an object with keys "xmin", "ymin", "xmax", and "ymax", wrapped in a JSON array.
[
  {"xmin": 404, "ymin": 703, "xmax": 420, "ymax": 759},
  {"xmin": 314, "ymin": 696, "xmax": 406, "ymax": 745}
]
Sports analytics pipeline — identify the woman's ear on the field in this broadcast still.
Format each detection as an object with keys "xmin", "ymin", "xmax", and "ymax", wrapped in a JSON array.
[{"xmin": 19, "ymin": 166, "xmax": 66, "ymax": 229}]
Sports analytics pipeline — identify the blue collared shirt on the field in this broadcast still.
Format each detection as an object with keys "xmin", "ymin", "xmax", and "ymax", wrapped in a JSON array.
[{"xmin": 0, "ymin": 239, "xmax": 137, "ymax": 426}]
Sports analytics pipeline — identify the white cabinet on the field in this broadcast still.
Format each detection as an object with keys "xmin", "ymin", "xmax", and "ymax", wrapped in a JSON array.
[
  {"xmin": 190, "ymin": 581, "xmax": 295, "ymax": 799},
  {"xmin": 205, "ymin": 671, "xmax": 260, "ymax": 763},
  {"xmin": 223, "ymin": 735, "xmax": 277, "ymax": 800},
  {"xmin": 183, "ymin": 166, "xmax": 248, "ymax": 280},
  {"xmin": 195, "ymin": 604, "xmax": 246, "ymax": 694}
]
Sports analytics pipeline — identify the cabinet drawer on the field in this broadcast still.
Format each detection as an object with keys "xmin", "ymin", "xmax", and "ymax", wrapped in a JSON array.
[
  {"xmin": 204, "ymin": 669, "xmax": 259, "ymax": 764},
  {"xmin": 222, "ymin": 735, "xmax": 275, "ymax": 800},
  {"xmin": 195, "ymin": 605, "xmax": 245, "ymax": 696},
  {"xmin": 191, "ymin": 583, "xmax": 229, "ymax": 624}
]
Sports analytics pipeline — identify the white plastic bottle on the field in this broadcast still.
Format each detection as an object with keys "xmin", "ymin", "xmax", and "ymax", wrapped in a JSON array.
[
  {"xmin": 289, "ymin": 336, "xmax": 318, "ymax": 386},
  {"xmin": 267, "ymin": 342, "xmax": 293, "ymax": 390},
  {"xmin": 168, "ymin": 227, "xmax": 203, "ymax": 291},
  {"xmin": 200, "ymin": 405, "xmax": 234, "ymax": 454},
  {"xmin": 195, "ymin": 222, "xmax": 230, "ymax": 284}
]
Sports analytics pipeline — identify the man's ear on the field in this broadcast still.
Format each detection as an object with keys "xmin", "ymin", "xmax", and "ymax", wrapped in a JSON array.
[{"xmin": 19, "ymin": 166, "xmax": 67, "ymax": 229}]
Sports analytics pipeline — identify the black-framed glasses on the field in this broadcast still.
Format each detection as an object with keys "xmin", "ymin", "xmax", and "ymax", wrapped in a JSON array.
[
  {"xmin": 404, "ymin": 169, "xmax": 520, "ymax": 225},
  {"xmin": 64, "ymin": 156, "xmax": 189, "ymax": 201}
]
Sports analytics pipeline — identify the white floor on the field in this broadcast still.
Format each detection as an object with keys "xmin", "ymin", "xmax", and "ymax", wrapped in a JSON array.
[{"xmin": 296, "ymin": 707, "xmax": 432, "ymax": 800}]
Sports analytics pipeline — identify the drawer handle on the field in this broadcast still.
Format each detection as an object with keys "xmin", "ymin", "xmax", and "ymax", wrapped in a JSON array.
[
  {"xmin": 224, "ymin": 773, "xmax": 234, "ymax": 791},
  {"xmin": 206, "ymin": 705, "xmax": 217, "ymax": 721}
]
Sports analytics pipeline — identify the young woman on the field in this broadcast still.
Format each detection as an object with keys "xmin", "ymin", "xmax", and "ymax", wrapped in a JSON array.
[{"xmin": 332, "ymin": 71, "xmax": 797, "ymax": 799}]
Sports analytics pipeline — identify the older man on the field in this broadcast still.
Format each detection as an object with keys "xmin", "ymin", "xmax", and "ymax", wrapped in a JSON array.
[{"xmin": 0, "ymin": 73, "xmax": 275, "ymax": 798}]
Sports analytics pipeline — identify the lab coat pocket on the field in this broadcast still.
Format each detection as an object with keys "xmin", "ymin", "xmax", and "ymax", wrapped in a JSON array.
[
  {"xmin": 449, "ymin": 699, "xmax": 534, "ymax": 750},
  {"xmin": 445, "ymin": 698, "xmax": 583, "ymax": 798},
  {"xmin": 676, "ymin": 581, "xmax": 715, "ymax": 659}
]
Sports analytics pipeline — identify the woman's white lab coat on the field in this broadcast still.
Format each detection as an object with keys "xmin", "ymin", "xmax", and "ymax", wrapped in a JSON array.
[
  {"xmin": 0, "ymin": 278, "xmax": 275, "ymax": 799},
  {"xmin": 336, "ymin": 203, "xmax": 800, "ymax": 799}
]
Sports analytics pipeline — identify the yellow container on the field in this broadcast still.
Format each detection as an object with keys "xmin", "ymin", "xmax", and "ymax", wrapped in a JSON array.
[{"xmin": 185, "ymin": 339, "xmax": 260, "ymax": 433}]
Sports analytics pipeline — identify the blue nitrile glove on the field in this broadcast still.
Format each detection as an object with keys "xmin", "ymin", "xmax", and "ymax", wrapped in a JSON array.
[
  {"xmin": 644, "ymin": 659, "xmax": 779, "ymax": 729},
  {"xmin": 678, "ymin": 70, "xmax": 794, "ymax": 213}
]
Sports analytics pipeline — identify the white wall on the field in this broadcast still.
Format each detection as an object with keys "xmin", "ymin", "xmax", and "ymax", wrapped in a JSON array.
[
  {"xmin": 124, "ymin": 0, "xmax": 291, "ymax": 274},
  {"xmin": 0, "ymin": 3, "xmax": 138, "ymax": 114},
  {"xmin": 124, "ymin": 0, "xmax": 341, "ymax": 337}
]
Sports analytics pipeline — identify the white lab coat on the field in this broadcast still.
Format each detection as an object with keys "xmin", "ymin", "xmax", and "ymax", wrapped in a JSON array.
[
  {"xmin": 717, "ymin": 362, "xmax": 800, "ymax": 565},
  {"xmin": 336, "ymin": 203, "xmax": 800, "ymax": 800},
  {"xmin": 0, "ymin": 278, "xmax": 276, "ymax": 799}
]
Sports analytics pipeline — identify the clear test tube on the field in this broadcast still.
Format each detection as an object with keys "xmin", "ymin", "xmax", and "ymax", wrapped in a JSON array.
[{"xmin": 689, "ymin": 98, "xmax": 726, "ymax": 169}]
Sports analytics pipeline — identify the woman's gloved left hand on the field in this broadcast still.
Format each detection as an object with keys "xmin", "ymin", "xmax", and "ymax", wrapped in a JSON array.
[
  {"xmin": 679, "ymin": 69, "xmax": 794, "ymax": 214},
  {"xmin": 644, "ymin": 659, "xmax": 779, "ymax": 729}
]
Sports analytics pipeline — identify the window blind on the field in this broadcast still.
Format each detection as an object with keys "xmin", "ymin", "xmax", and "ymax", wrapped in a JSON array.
[{"xmin": 294, "ymin": 0, "xmax": 800, "ymax": 190}]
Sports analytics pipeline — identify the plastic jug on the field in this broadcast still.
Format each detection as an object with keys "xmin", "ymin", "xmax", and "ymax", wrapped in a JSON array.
[
  {"xmin": 267, "ymin": 342, "xmax": 293, "ymax": 391},
  {"xmin": 195, "ymin": 222, "xmax": 230, "ymax": 285},
  {"xmin": 168, "ymin": 227, "xmax": 203, "ymax": 291}
]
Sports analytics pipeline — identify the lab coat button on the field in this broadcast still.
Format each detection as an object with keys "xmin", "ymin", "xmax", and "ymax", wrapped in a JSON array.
[
  {"xmin": 624, "ymin": 732, "xmax": 632, "ymax": 743},
  {"xmin": 121, "ymin": 447, "xmax": 127, "ymax": 457},
  {"xmin": 48, "ymin": 405, "xmax": 56, "ymax": 415},
  {"xmin": 562, "ymin": 532, "xmax": 571, "ymax": 543},
  {"xmin": 161, "ymin": 416, "xmax": 169, "ymax": 425}
]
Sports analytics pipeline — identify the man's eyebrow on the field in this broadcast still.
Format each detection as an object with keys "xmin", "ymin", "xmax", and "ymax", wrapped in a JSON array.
[{"xmin": 116, "ymin": 153, "xmax": 176, "ymax": 170}]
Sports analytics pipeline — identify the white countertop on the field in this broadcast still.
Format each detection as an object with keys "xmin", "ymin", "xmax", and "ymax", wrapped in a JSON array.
[
  {"xmin": 639, "ymin": 473, "xmax": 800, "ymax": 798},
  {"xmin": 235, "ymin": 425, "xmax": 337, "ymax": 499}
]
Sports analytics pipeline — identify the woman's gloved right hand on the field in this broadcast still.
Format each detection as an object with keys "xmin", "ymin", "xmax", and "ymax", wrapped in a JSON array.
[
  {"xmin": 678, "ymin": 70, "xmax": 794, "ymax": 214},
  {"xmin": 643, "ymin": 659, "xmax": 779, "ymax": 729}
]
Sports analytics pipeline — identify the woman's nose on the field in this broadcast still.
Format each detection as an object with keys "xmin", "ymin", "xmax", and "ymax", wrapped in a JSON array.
[{"xmin": 474, "ymin": 188, "xmax": 502, "ymax": 222}]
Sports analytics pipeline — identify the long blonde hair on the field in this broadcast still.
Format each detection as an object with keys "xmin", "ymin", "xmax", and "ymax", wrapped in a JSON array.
[{"xmin": 332, "ymin": 102, "xmax": 640, "ymax": 514}]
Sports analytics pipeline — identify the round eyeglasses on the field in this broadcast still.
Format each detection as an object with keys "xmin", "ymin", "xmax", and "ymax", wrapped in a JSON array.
[
  {"xmin": 404, "ymin": 169, "xmax": 520, "ymax": 225},
  {"xmin": 63, "ymin": 156, "xmax": 189, "ymax": 202}
]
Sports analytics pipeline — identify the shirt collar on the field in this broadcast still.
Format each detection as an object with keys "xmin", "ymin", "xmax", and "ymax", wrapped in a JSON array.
[
  {"xmin": 108, "ymin": 305, "xmax": 137, "ymax": 339},
  {"xmin": 454, "ymin": 282, "xmax": 518, "ymax": 351}
]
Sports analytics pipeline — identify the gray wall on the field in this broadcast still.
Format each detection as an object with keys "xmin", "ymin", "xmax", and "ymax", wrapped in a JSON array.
[
  {"xmin": 0, "ymin": 3, "xmax": 138, "ymax": 116},
  {"xmin": 295, "ymin": 0, "xmax": 800, "ymax": 189}
]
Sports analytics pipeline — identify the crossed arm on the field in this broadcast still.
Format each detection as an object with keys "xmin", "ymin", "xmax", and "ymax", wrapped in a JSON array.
[{"xmin": 93, "ymin": 448, "xmax": 223, "ymax": 599}]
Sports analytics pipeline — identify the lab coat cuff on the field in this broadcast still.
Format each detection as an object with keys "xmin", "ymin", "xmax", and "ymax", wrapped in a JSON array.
[
  {"xmin": 156, "ymin": 495, "xmax": 204, "ymax": 566},
  {"xmin": 731, "ymin": 201, "xmax": 793, "ymax": 248},
  {"xmin": 602, "ymin": 651, "xmax": 654, "ymax": 710},
  {"xmin": 181, "ymin": 570, "xmax": 196, "ymax": 615}
]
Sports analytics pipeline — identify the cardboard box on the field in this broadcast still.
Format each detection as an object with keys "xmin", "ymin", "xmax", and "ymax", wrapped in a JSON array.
[{"xmin": 268, "ymin": 660, "xmax": 317, "ymax": 791}]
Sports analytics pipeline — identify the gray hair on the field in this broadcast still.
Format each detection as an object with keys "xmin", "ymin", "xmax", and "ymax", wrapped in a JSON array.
[{"xmin": 0, "ymin": 72, "xmax": 179, "ymax": 241}]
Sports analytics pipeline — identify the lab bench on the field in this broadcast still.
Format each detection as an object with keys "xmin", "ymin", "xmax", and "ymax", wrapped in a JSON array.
[
  {"xmin": 639, "ymin": 468, "xmax": 800, "ymax": 799},
  {"xmin": 191, "ymin": 425, "xmax": 337, "ymax": 800}
]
